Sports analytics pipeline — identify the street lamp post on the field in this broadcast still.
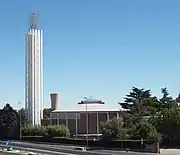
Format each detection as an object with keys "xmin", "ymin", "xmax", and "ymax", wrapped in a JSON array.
[
  {"xmin": 86, "ymin": 101, "xmax": 88, "ymax": 146},
  {"xmin": 18, "ymin": 102, "xmax": 22, "ymax": 141},
  {"xmin": 83, "ymin": 97, "xmax": 89, "ymax": 146}
]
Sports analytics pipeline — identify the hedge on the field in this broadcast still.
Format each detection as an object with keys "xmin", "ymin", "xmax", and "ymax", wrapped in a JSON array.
[{"xmin": 22, "ymin": 125, "xmax": 70, "ymax": 138}]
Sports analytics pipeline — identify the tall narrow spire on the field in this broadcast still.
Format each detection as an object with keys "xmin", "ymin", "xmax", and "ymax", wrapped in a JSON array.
[
  {"xmin": 26, "ymin": 13, "xmax": 43, "ymax": 125},
  {"xmin": 30, "ymin": 13, "xmax": 37, "ymax": 29}
]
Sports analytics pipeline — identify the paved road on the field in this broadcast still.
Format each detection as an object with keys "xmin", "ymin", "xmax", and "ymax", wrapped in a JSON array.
[
  {"xmin": 0, "ymin": 141, "xmax": 179, "ymax": 155},
  {"xmin": 0, "ymin": 141, "xmax": 159, "ymax": 155}
]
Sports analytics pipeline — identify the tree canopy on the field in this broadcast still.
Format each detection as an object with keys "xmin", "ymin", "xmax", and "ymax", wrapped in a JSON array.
[
  {"xmin": 18, "ymin": 108, "xmax": 28, "ymax": 126},
  {"xmin": 43, "ymin": 108, "xmax": 53, "ymax": 119},
  {"xmin": 100, "ymin": 117, "xmax": 126, "ymax": 140},
  {"xmin": 119, "ymin": 87, "xmax": 152, "ymax": 115},
  {"xmin": 99, "ymin": 87, "xmax": 180, "ymax": 144},
  {"xmin": 0, "ymin": 103, "xmax": 19, "ymax": 137},
  {"xmin": 115, "ymin": 87, "xmax": 180, "ymax": 143}
]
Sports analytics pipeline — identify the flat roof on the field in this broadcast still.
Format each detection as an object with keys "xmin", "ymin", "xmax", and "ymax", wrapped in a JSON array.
[{"xmin": 52, "ymin": 103, "xmax": 123, "ymax": 112}]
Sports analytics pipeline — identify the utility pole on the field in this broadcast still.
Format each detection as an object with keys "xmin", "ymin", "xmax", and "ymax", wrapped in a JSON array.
[{"xmin": 18, "ymin": 102, "xmax": 22, "ymax": 141}]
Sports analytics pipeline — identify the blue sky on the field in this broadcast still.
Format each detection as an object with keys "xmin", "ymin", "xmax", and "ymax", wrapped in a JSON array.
[{"xmin": 0, "ymin": 0, "xmax": 180, "ymax": 109}]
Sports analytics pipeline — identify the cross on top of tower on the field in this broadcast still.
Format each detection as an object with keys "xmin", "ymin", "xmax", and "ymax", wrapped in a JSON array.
[{"xmin": 30, "ymin": 13, "xmax": 37, "ymax": 29}]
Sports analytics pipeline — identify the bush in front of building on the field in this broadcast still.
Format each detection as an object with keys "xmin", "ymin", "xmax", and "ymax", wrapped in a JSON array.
[
  {"xmin": 22, "ymin": 124, "xmax": 70, "ymax": 138},
  {"xmin": 22, "ymin": 124, "xmax": 46, "ymax": 136},
  {"xmin": 45, "ymin": 125, "xmax": 70, "ymax": 138},
  {"xmin": 100, "ymin": 116, "xmax": 127, "ymax": 140}
]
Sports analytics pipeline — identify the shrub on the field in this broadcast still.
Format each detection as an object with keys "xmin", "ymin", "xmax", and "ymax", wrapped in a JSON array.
[
  {"xmin": 22, "ymin": 124, "xmax": 70, "ymax": 138},
  {"xmin": 22, "ymin": 124, "xmax": 46, "ymax": 136},
  {"xmin": 100, "ymin": 117, "xmax": 127, "ymax": 140},
  {"xmin": 45, "ymin": 125, "xmax": 70, "ymax": 138},
  {"xmin": 132, "ymin": 120, "xmax": 161, "ymax": 142}
]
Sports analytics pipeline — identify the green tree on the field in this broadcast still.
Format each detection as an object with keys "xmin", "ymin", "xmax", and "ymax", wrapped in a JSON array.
[
  {"xmin": 43, "ymin": 108, "xmax": 53, "ymax": 119},
  {"xmin": 118, "ymin": 87, "xmax": 180, "ymax": 142},
  {"xmin": 18, "ymin": 108, "xmax": 28, "ymax": 126},
  {"xmin": 119, "ymin": 87, "xmax": 152, "ymax": 115},
  {"xmin": 175, "ymin": 92, "xmax": 180, "ymax": 104},
  {"xmin": 132, "ymin": 121, "xmax": 160, "ymax": 141},
  {"xmin": 160, "ymin": 88, "xmax": 177, "ymax": 109},
  {"xmin": 139, "ymin": 97, "xmax": 160, "ymax": 116},
  {"xmin": 100, "ymin": 117, "xmax": 126, "ymax": 140},
  {"xmin": 149, "ymin": 108, "xmax": 180, "ymax": 141},
  {"xmin": 0, "ymin": 103, "xmax": 19, "ymax": 137},
  {"xmin": 2, "ymin": 103, "xmax": 18, "ymax": 127},
  {"xmin": 118, "ymin": 87, "xmax": 157, "ymax": 131}
]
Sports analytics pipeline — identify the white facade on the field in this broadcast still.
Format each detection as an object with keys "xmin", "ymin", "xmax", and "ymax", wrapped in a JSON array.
[{"xmin": 25, "ymin": 28, "xmax": 43, "ymax": 125}]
